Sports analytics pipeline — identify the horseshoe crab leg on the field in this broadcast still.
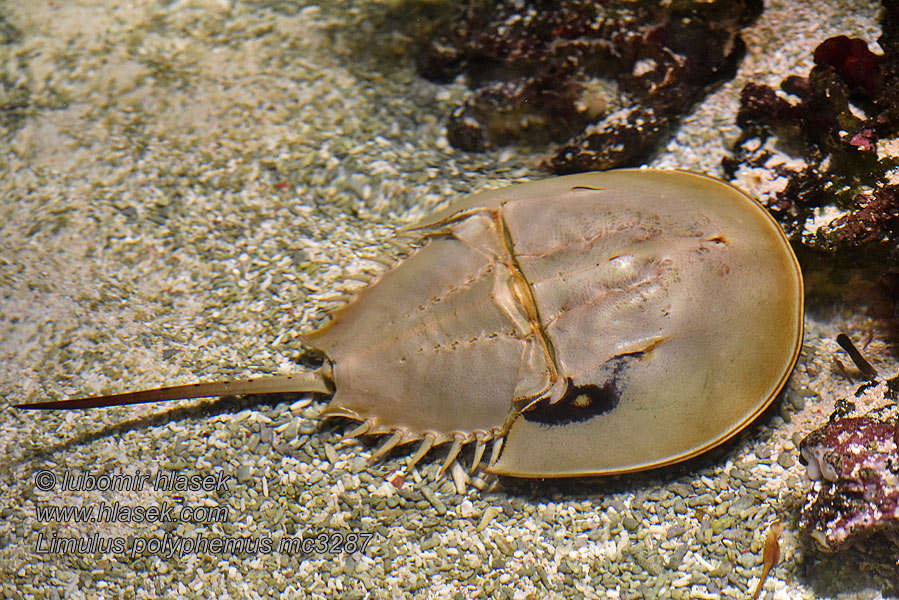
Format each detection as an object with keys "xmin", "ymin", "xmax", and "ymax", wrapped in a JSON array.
[
  {"xmin": 339, "ymin": 419, "xmax": 374, "ymax": 441},
  {"xmin": 438, "ymin": 433, "xmax": 465, "ymax": 477},
  {"xmin": 13, "ymin": 371, "xmax": 333, "ymax": 410},
  {"xmin": 369, "ymin": 430, "xmax": 405, "ymax": 462},
  {"xmin": 469, "ymin": 432, "xmax": 487, "ymax": 473},
  {"xmin": 406, "ymin": 432, "xmax": 437, "ymax": 472}
]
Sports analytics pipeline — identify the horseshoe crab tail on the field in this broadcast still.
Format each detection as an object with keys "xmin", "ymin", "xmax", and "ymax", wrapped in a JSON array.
[{"xmin": 13, "ymin": 371, "xmax": 333, "ymax": 410}]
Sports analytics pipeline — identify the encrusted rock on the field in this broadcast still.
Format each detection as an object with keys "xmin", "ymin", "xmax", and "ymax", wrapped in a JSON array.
[
  {"xmin": 798, "ymin": 380, "xmax": 899, "ymax": 551},
  {"xmin": 417, "ymin": 0, "xmax": 760, "ymax": 173},
  {"xmin": 725, "ymin": 0, "xmax": 899, "ymax": 259}
]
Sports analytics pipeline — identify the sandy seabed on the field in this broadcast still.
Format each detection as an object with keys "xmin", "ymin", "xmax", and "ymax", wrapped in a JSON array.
[{"xmin": 1, "ymin": 1, "xmax": 897, "ymax": 599}]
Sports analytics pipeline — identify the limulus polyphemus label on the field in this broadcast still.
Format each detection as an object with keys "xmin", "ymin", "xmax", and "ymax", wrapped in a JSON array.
[{"xmin": 17, "ymin": 169, "xmax": 804, "ymax": 478}]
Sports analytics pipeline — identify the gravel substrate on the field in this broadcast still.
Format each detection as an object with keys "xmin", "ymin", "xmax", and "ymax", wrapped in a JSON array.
[{"xmin": 1, "ymin": 1, "xmax": 897, "ymax": 599}]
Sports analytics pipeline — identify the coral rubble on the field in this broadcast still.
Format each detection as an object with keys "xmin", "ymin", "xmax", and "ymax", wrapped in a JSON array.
[
  {"xmin": 799, "ymin": 379, "xmax": 899, "ymax": 552},
  {"xmin": 725, "ymin": 0, "xmax": 899, "ymax": 263},
  {"xmin": 417, "ymin": 0, "xmax": 759, "ymax": 173}
]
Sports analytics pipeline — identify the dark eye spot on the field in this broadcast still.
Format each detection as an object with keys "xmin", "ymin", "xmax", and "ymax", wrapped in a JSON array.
[{"xmin": 523, "ymin": 378, "xmax": 619, "ymax": 426}]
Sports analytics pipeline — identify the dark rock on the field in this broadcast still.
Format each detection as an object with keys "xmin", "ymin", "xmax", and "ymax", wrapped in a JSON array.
[{"xmin": 417, "ymin": 0, "xmax": 759, "ymax": 172}]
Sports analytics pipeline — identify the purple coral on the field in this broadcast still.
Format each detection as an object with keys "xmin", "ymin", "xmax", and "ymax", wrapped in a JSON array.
[
  {"xmin": 813, "ymin": 35, "xmax": 883, "ymax": 97},
  {"xmin": 799, "ymin": 414, "xmax": 899, "ymax": 551}
]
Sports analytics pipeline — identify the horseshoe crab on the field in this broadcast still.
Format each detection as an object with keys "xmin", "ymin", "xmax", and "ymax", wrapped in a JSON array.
[{"xmin": 15, "ymin": 169, "xmax": 804, "ymax": 478}]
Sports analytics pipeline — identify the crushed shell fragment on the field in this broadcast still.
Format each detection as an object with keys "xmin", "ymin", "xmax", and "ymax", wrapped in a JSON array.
[{"xmin": 16, "ymin": 169, "xmax": 804, "ymax": 478}]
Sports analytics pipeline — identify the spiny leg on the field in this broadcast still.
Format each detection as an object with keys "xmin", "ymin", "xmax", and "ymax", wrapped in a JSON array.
[
  {"xmin": 438, "ymin": 433, "xmax": 466, "ymax": 478},
  {"xmin": 470, "ymin": 432, "xmax": 488, "ymax": 474},
  {"xmin": 488, "ymin": 438, "xmax": 503, "ymax": 469},
  {"xmin": 339, "ymin": 419, "xmax": 374, "ymax": 442},
  {"xmin": 405, "ymin": 432, "xmax": 437, "ymax": 472},
  {"xmin": 369, "ymin": 430, "xmax": 405, "ymax": 462}
]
